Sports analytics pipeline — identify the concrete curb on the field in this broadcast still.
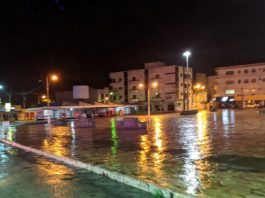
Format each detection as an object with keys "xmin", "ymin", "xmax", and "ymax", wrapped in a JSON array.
[{"xmin": 0, "ymin": 139, "xmax": 194, "ymax": 198}]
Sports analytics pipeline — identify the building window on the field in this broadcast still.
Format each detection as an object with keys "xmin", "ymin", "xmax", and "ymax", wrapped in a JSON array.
[
  {"xmin": 238, "ymin": 70, "xmax": 241, "ymax": 74},
  {"xmin": 251, "ymin": 69, "xmax": 256, "ymax": 73},
  {"xmin": 155, "ymin": 74, "xmax": 159, "ymax": 79},
  {"xmin": 119, "ymin": 87, "xmax": 122, "ymax": 90},
  {"xmin": 251, "ymin": 79, "xmax": 256, "ymax": 83},
  {"xmin": 244, "ymin": 69, "xmax": 248, "ymax": 73},
  {"xmin": 226, "ymin": 71, "xmax": 234, "ymax": 75},
  {"xmin": 263, "ymin": 68, "xmax": 265, "ymax": 72},
  {"xmin": 132, "ymin": 86, "xmax": 136, "ymax": 90},
  {"xmin": 101, "ymin": 94, "xmax": 104, "ymax": 99},
  {"xmin": 263, "ymin": 78, "xmax": 265, "ymax": 82},
  {"xmin": 244, "ymin": 79, "xmax": 249, "ymax": 83},
  {"xmin": 132, "ymin": 77, "xmax": 136, "ymax": 81},
  {"xmin": 225, "ymin": 80, "xmax": 234, "ymax": 85},
  {"xmin": 120, "ymin": 95, "xmax": 122, "ymax": 99},
  {"xmin": 238, "ymin": 80, "xmax": 241, "ymax": 84},
  {"xmin": 226, "ymin": 89, "xmax": 235, "ymax": 95},
  {"xmin": 119, "ymin": 78, "xmax": 122, "ymax": 82},
  {"xmin": 133, "ymin": 95, "xmax": 137, "ymax": 99}
]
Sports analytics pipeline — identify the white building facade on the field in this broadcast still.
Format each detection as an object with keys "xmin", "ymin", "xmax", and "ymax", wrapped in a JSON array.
[
  {"xmin": 109, "ymin": 62, "xmax": 193, "ymax": 112},
  {"xmin": 215, "ymin": 62, "xmax": 265, "ymax": 105}
]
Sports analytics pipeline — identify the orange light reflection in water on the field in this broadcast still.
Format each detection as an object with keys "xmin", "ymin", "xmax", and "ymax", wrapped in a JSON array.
[
  {"xmin": 195, "ymin": 111, "xmax": 215, "ymax": 193},
  {"xmin": 35, "ymin": 126, "xmax": 74, "ymax": 195},
  {"xmin": 138, "ymin": 116, "xmax": 167, "ymax": 186}
]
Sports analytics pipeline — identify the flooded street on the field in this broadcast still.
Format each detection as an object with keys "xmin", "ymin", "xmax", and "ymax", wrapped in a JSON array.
[{"xmin": 1, "ymin": 109, "xmax": 265, "ymax": 197}]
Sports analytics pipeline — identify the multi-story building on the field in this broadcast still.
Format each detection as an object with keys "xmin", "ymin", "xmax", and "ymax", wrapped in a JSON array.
[
  {"xmin": 109, "ymin": 62, "xmax": 193, "ymax": 112},
  {"xmin": 96, "ymin": 87, "xmax": 109, "ymax": 103},
  {"xmin": 215, "ymin": 62, "xmax": 265, "ymax": 106}
]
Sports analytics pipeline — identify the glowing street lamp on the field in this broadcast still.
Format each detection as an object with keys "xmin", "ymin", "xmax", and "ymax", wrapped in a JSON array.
[
  {"xmin": 105, "ymin": 97, "xmax": 109, "ymax": 103},
  {"xmin": 183, "ymin": 50, "xmax": 191, "ymax": 111},
  {"xmin": 138, "ymin": 82, "xmax": 159, "ymax": 117},
  {"xmin": 46, "ymin": 74, "xmax": 59, "ymax": 125},
  {"xmin": 41, "ymin": 95, "xmax": 47, "ymax": 99},
  {"xmin": 0, "ymin": 85, "xmax": 3, "ymax": 106}
]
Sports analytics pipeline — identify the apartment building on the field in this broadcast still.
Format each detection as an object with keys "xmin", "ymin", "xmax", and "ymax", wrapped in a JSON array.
[
  {"xmin": 96, "ymin": 87, "xmax": 109, "ymax": 103},
  {"xmin": 215, "ymin": 62, "xmax": 265, "ymax": 105},
  {"xmin": 109, "ymin": 62, "xmax": 193, "ymax": 112}
]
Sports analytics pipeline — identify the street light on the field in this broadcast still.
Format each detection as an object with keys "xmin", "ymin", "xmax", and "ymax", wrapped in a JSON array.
[
  {"xmin": 138, "ymin": 82, "xmax": 159, "ymax": 117},
  {"xmin": 41, "ymin": 95, "xmax": 47, "ymax": 99},
  {"xmin": 0, "ymin": 85, "xmax": 3, "ymax": 105},
  {"xmin": 183, "ymin": 50, "xmax": 191, "ymax": 111},
  {"xmin": 105, "ymin": 97, "xmax": 109, "ymax": 103},
  {"xmin": 46, "ymin": 74, "xmax": 58, "ymax": 125},
  {"xmin": 109, "ymin": 91, "xmax": 119, "ymax": 103}
]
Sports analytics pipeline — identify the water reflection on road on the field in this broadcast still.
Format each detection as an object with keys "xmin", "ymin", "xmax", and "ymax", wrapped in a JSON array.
[{"xmin": 10, "ymin": 110, "xmax": 265, "ymax": 197}]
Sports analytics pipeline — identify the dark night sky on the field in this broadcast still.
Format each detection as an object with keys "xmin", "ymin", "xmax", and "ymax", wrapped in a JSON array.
[{"xmin": 1, "ymin": 0, "xmax": 265, "ymax": 104}]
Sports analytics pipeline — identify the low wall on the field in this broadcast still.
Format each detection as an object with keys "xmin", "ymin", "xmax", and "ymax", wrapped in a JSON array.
[{"xmin": 0, "ymin": 139, "xmax": 193, "ymax": 198}]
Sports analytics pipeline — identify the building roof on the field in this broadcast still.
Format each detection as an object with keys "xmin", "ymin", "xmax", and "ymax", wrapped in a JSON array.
[
  {"xmin": 25, "ymin": 103, "xmax": 136, "ymax": 112},
  {"xmin": 215, "ymin": 62, "xmax": 265, "ymax": 71}
]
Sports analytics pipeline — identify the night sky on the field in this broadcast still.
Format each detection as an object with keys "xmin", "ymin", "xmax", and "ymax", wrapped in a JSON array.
[{"xmin": 1, "ymin": 0, "xmax": 265, "ymax": 104}]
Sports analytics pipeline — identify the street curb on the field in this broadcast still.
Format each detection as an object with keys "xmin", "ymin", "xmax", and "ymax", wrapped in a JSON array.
[{"xmin": 0, "ymin": 139, "xmax": 194, "ymax": 198}]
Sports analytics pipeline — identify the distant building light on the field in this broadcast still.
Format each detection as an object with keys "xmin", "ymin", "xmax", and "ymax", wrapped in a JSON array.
[
  {"xmin": 225, "ymin": 89, "xmax": 235, "ymax": 95},
  {"xmin": 229, "ymin": 99, "xmax": 234, "ymax": 101},
  {"xmin": 5, "ymin": 103, "xmax": 11, "ymax": 112},
  {"xmin": 70, "ymin": 108, "xmax": 73, "ymax": 111}
]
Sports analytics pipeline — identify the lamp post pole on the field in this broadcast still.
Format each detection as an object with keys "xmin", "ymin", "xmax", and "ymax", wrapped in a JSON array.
[
  {"xmin": 186, "ymin": 55, "xmax": 189, "ymax": 111},
  {"xmin": 183, "ymin": 51, "xmax": 191, "ymax": 111},
  {"xmin": 46, "ymin": 76, "xmax": 51, "ymax": 125},
  {"xmin": 139, "ymin": 82, "xmax": 157, "ymax": 118},
  {"xmin": 147, "ymin": 87, "xmax": 151, "ymax": 117}
]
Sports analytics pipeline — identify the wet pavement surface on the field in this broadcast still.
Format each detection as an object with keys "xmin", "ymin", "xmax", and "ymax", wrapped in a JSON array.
[{"xmin": 1, "ymin": 109, "xmax": 265, "ymax": 197}]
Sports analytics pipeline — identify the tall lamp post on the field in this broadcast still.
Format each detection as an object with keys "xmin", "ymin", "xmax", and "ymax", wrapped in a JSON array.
[
  {"xmin": 46, "ymin": 74, "xmax": 58, "ymax": 125},
  {"xmin": 183, "ymin": 51, "xmax": 191, "ymax": 111},
  {"xmin": 138, "ymin": 81, "xmax": 158, "ymax": 117}
]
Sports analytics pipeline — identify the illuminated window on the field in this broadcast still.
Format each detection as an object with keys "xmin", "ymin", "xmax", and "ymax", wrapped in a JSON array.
[{"xmin": 226, "ymin": 90, "xmax": 235, "ymax": 95}]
